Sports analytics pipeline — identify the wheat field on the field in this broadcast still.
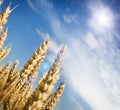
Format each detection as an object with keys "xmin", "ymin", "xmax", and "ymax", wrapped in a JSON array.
[{"xmin": 0, "ymin": 1, "xmax": 66, "ymax": 110}]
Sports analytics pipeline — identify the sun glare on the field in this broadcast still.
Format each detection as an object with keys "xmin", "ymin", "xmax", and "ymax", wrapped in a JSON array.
[
  {"xmin": 96, "ymin": 9, "xmax": 113, "ymax": 28},
  {"xmin": 89, "ymin": 4, "xmax": 115, "ymax": 33}
]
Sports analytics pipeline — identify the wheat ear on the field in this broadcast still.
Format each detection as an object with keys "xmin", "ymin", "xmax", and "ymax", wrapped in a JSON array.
[
  {"xmin": 0, "ymin": 48, "xmax": 11, "ymax": 61},
  {"xmin": 0, "ymin": 3, "xmax": 11, "ymax": 30},
  {"xmin": 40, "ymin": 81, "xmax": 66, "ymax": 110},
  {"xmin": 0, "ymin": 72, "xmax": 9, "ymax": 91},
  {"xmin": 0, "ymin": 63, "xmax": 10, "ymax": 79},
  {"xmin": 7, "ymin": 60, "xmax": 19, "ymax": 81},
  {"xmin": 0, "ymin": 29, "xmax": 8, "ymax": 48}
]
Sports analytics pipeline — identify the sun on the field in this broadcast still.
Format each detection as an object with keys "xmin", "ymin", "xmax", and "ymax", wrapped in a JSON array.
[{"xmin": 89, "ymin": 4, "xmax": 115, "ymax": 33}]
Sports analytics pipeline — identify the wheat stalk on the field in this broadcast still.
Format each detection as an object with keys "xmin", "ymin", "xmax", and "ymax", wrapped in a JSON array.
[{"xmin": 18, "ymin": 86, "xmax": 32, "ymax": 110}]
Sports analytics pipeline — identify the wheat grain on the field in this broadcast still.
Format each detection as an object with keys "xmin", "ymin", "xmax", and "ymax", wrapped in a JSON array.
[
  {"xmin": 0, "ymin": 29, "xmax": 8, "ymax": 48},
  {"xmin": 0, "ymin": 4, "xmax": 11, "ymax": 29},
  {"xmin": 0, "ymin": 63, "xmax": 10, "ymax": 79},
  {"xmin": 0, "ymin": 48, "xmax": 11, "ymax": 61}
]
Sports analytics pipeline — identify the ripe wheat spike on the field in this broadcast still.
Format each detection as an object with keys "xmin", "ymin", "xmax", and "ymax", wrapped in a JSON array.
[
  {"xmin": 40, "ymin": 81, "xmax": 66, "ymax": 110},
  {"xmin": 0, "ymin": 1, "xmax": 66, "ymax": 110},
  {"xmin": 0, "ymin": 29, "xmax": 8, "ymax": 48},
  {"xmin": 0, "ymin": 62, "xmax": 10, "ymax": 79},
  {"xmin": 7, "ymin": 60, "xmax": 19, "ymax": 81},
  {"xmin": 0, "ymin": 3, "xmax": 12, "ymax": 31},
  {"xmin": 0, "ymin": 48, "xmax": 11, "ymax": 61}
]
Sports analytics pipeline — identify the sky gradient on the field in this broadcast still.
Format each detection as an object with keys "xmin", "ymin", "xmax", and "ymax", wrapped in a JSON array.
[{"xmin": 1, "ymin": 0, "xmax": 120, "ymax": 110}]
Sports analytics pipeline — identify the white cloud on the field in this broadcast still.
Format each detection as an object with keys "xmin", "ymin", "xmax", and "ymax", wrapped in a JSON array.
[
  {"xmin": 98, "ymin": 61, "xmax": 120, "ymax": 104},
  {"xmin": 63, "ymin": 14, "xmax": 78, "ymax": 24},
  {"xmin": 63, "ymin": 38, "xmax": 120, "ymax": 110},
  {"xmin": 85, "ymin": 32, "xmax": 99, "ymax": 49}
]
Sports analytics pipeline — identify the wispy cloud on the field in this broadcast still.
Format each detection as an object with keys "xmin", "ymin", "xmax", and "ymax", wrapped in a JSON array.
[
  {"xmin": 26, "ymin": 0, "xmax": 38, "ymax": 12},
  {"xmin": 36, "ymin": 28, "xmax": 50, "ymax": 39}
]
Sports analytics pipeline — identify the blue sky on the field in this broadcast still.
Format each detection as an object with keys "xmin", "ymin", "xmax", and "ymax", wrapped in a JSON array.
[{"xmin": 1, "ymin": 0, "xmax": 120, "ymax": 110}]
